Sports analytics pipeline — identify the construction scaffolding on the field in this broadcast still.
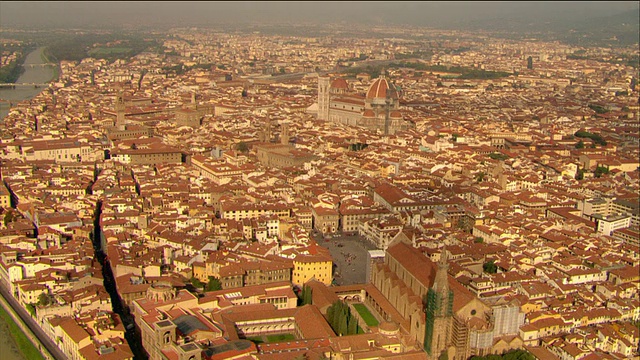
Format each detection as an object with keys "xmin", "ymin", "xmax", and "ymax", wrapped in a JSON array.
[{"xmin": 423, "ymin": 288, "xmax": 454, "ymax": 355}]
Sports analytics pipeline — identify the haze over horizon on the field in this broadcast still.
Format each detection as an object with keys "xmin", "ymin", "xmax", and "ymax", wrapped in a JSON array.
[{"xmin": 1, "ymin": 1, "xmax": 638, "ymax": 31}]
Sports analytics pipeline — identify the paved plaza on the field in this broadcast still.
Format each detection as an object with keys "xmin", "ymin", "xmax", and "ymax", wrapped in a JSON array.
[{"xmin": 315, "ymin": 233, "xmax": 378, "ymax": 286}]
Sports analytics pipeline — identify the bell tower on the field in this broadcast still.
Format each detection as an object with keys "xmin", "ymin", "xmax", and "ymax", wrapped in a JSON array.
[
  {"xmin": 423, "ymin": 247, "xmax": 454, "ymax": 357},
  {"xmin": 258, "ymin": 113, "xmax": 273, "ymax": 143},
  {"xmin": 115, "ymin": 91, "xmax": 126, "ymax": 130},
  {"xmin": 317, "ymin": 76, "xmax": 330, "ymax": 120},
  {"xmin": 281, "ymin": 122, "xmax": 290, "ymax": 145}
]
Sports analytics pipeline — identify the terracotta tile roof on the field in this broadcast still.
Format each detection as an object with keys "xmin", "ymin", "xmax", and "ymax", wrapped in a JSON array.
[
  {"xmin": 306, "ymin": 279, "xmax": 339, "ymax": 311},
  {"xmin": 59, "ymin": 317, "xmax": 90, "ymax": 343},
  {"xmin": 293, "ymin": 305, "xmax": 336, "ymax": 339},
  {"xmin": 386, "ymin": 242, "xmax": 477, "ymax": 312}
]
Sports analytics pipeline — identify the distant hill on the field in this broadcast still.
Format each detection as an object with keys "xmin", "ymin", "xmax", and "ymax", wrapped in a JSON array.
[
  {"xmin": 449, "ymin": 7, "xmax": 639, "ymax": 47},
  {"xmin": 562, "ymin": 9, "xmax": 640, "ymax": 46},
  {"xmin": 0, "ymin": 2, "xmax": 636, "ymax": 48}
]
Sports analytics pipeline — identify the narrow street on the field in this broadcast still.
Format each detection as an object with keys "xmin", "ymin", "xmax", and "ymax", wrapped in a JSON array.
[{"xmin": 92, "ymin": 199, "xmax": 148, "ymax": 360}]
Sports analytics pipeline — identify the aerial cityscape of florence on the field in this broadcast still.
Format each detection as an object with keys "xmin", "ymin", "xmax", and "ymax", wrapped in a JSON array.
[{"xmin": 0, "ymin": 1, "xmax": 638, "ymax": 360}]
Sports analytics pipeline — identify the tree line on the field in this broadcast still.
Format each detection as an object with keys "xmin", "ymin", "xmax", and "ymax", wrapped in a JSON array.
[
  {"xmin": 326, "ymin": 300, "xmax": 362, "ymax": 336},
  {"xmin": 46, "ymin": 33, "xmax": 161, "ymax": 63},
  {"xmin": 392, "ymin": 62, "xmax": 511, "ymax": 79},
  {"xmin": 190, "ymin": 276, "xmax": 222, "ymax": 292},
  {"xmin": 300, "ymin": 284, "xmax": 313, "ymax": 305},
  {"xmin": 575, "ymin": 130, "xmax": 607, "ymax": 146},
  {"xmin": 0, "ymin": 45, "xmax": 32, "ymax": 83}
]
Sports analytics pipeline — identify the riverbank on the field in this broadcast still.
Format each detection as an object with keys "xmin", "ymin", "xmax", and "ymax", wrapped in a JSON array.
[
  {"xmin": 0, "ymin": 46, "xmax": 57, "ymax": 119},
  {"xmin": 0, "ymin": 303, "xmax": 27, "ymax": 360},
  {"xmin": 0, "ymin": 48, "xmax": 31, "ymax": 84},
  {"xmin": 0, "ymin": 292, "xmax": 47, "ymax": 360},
  {"xmin": 41, "ymin": 47, "xmax": 60, "ymax": 82}
]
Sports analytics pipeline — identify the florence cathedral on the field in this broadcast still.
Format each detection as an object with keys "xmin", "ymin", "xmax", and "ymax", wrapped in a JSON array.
[{"xmin": 317, "ymin": 74, "xmax": 414, "ymax": 135}]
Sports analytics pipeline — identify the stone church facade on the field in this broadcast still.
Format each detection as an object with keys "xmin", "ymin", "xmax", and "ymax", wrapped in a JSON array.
[{"xmin": 370, "ymin": 238, "xmax": 524, "ymax": 359}]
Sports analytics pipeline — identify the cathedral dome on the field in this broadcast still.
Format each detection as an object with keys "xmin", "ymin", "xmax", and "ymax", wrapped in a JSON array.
[
  {"xmin": 390, "ymin": 110, "xmax": 402, "ymax": 118},
  {"xmin": 363, "ymin": 109, "xmax": 375, "ymax": 118},
  {"xmin": 366, "ymin": 76, "xmax": 399, "ymax": 100},
  {"xmin": 330, "ymin": 78, "xmax": 349, "ymax": 90}
]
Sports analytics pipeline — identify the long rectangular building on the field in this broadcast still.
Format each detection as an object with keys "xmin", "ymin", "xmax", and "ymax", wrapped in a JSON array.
[{"xmin": 21, "ymin": 138, "xmax": 104, "ymax": 163}]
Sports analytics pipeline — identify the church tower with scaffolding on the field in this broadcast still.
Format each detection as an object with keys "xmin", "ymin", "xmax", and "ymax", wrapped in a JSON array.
[{"xmin": 423, "ymin": 249, "xmax": 454, "ymax": 358}]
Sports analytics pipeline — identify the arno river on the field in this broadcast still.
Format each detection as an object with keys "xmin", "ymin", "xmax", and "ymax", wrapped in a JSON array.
[
  {"xmin": 0, "ymin": 46, "xmax": 57, "ymax": 360},
  {"xmin": 0, "ymin": 46, "xmax": 56, "ymax": 119}
]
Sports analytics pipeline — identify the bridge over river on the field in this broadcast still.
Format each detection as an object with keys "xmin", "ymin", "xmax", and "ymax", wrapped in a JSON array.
[
  {"xmin": 0, "ymin": 83, "xmax": 49, "ymax": 88},
  {"xmin": 22, "ymin": 63, "xmax": 56, "ymax": 68}
]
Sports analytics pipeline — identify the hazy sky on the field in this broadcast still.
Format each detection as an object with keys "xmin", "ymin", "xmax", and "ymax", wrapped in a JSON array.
[{"xmin": 0, "ymin": 1, "xmax": 638, "ymax": 29}]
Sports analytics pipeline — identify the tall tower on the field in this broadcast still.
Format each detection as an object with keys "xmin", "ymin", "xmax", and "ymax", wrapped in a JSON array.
[
  {"xmin": 317, "ymin": 76, "xmax": 330, "ymax": 120},
  {"xmin": 281, "ymin": 123, "xmax": 290, "ymax": 145},
  {"xmin": 258, "ymin": 113, "xmax": 273, "ymax": 143},
  {"xmin": 423, "ymin": 248, "xmax": 454, "ymax": 357},
  {"xmin": 115, "ymin": 91, "xmax": 126, "ymax": 130},
  {"xmin": 265, "ymin": 117, "xmax": 272, "ymax": 142}
]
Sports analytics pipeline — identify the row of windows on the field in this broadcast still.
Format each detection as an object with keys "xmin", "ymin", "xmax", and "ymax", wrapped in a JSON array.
[
  {"xmin": 246, "ymin": 274, "xmax": 289, "ymax": 281},
  {"xmin": 261, "ymin": 297, "xmax": 287, "ymax": 304},
  {"xmin": 57, "ymin": 154, "xmax": 78, "ymax": 159},
  {"xmin": 133, "ymin": 154, "xmax": 181, "ymax": 159},
  {"xmin": 294, "ymin": 267, "xmax": 329, "ymax": 276},
  {"xmin": 332, "ymin": 104, "xmax": 361, "ymax": 111}
]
